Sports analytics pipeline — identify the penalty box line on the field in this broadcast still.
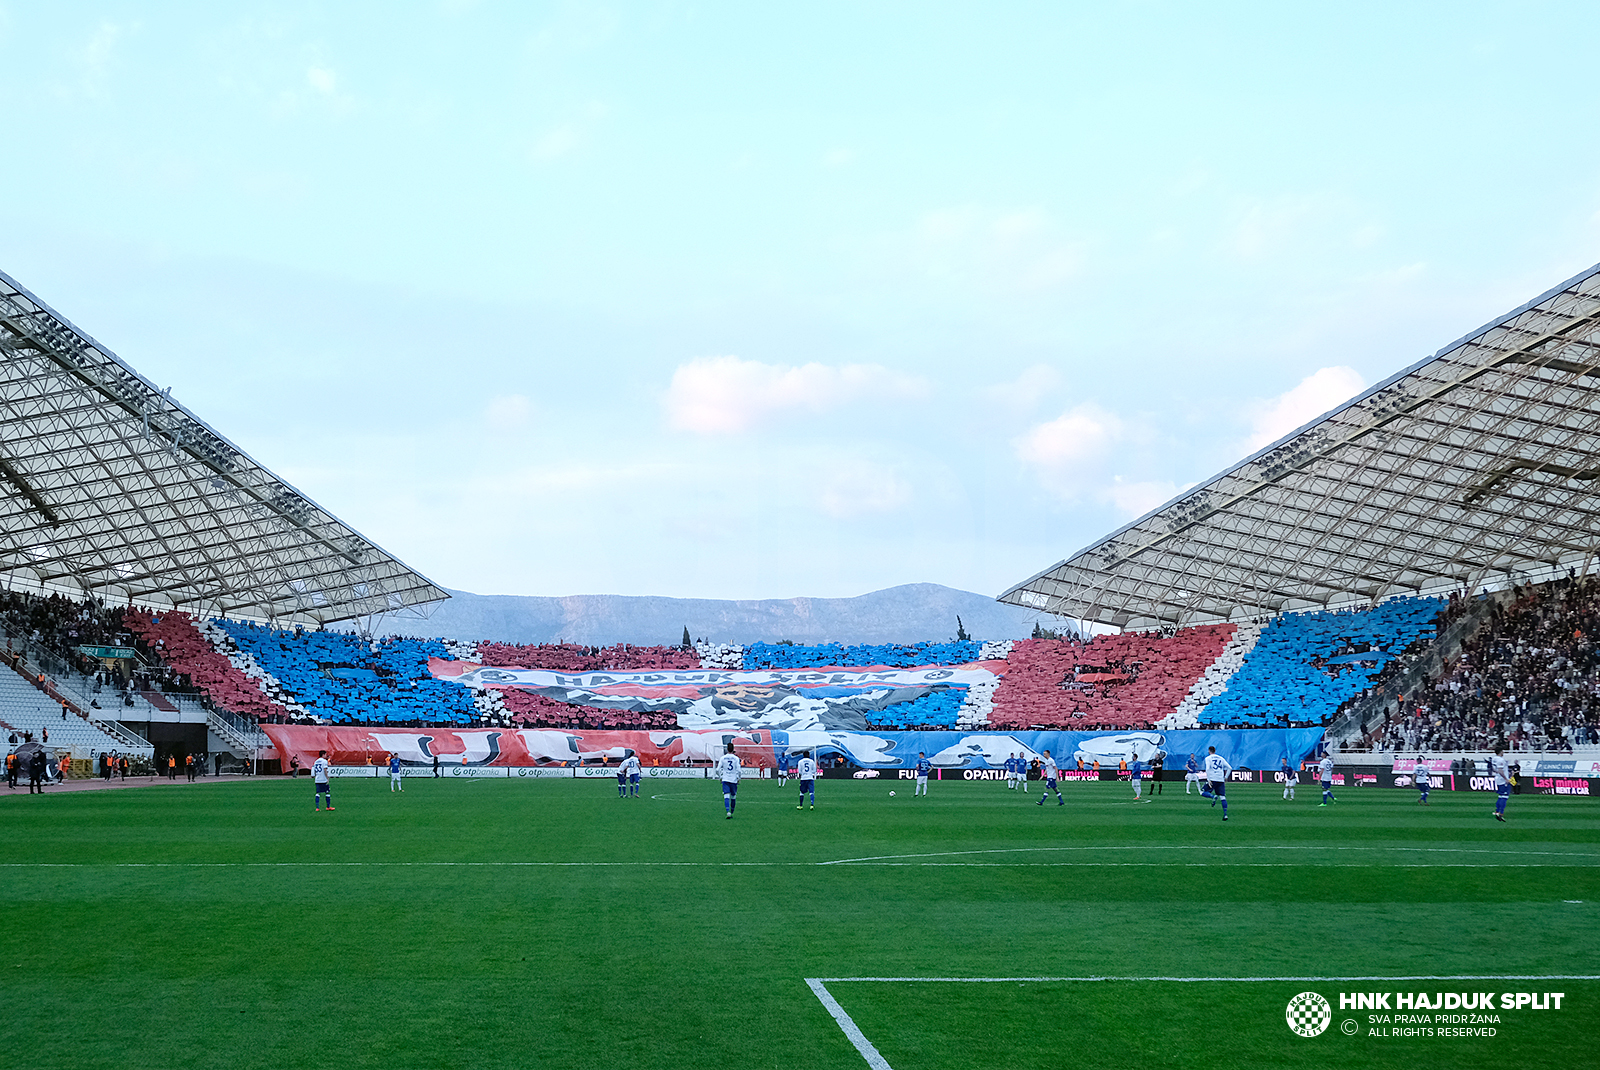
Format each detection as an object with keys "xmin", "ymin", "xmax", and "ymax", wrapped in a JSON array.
[{"xmin": 806, "ymin": 975, "xmax": 1600, "ymax": 1070}]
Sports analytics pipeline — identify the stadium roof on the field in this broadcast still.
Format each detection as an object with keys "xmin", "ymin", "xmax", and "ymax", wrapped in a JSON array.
[
  {"xmin": 999, "ymin": 261, "xmax": 1600, "ymax": 630},
  {"xmin": 0, "ymin": 269, "xmax": 448, "ymax": 626}
]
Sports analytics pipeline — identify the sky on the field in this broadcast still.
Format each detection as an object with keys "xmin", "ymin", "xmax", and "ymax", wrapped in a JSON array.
[{"xmin": 3, "ymin": 1, "xmax": 1599, "ymax": 602}]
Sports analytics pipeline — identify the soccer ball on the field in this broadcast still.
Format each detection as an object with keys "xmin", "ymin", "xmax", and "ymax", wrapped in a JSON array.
[{"xmin": 889, "ymin": 790, "xmax": 896, "ymax": 796}]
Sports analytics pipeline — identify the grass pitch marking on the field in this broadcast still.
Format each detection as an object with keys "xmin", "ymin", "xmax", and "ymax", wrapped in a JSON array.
[
  {"xmin": 818, "ymin": 845, "xmax": 1600, "ymax": 865},
  {"xmin": 805, "ymin": 975, "xmax": 1600, "ymax": 1070}
]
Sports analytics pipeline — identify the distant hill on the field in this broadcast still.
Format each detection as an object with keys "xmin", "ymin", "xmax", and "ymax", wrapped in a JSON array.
[{"xmin": 386, "ymin": 583, "xmax": 1046, "ymax": 646}]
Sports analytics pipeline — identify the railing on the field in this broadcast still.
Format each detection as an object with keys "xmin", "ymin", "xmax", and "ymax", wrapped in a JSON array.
[
  {"xmin": 0, "ymin": 625, "xmax": 155, "ymax": 753},
  {"xmin": 109, "ymin": 720, "xmax": 152, "ymax": 745},
  {"xmin": 207, "ymin": 710, "xmax": 267, "ymax": 755}
]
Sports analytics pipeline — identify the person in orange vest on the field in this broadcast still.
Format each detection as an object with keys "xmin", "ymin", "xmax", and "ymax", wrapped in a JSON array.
[
  {"xmin": 185, "ymin": 753, "xmax": 196, "ymax": 782},
  {"xmin": 167, "ymin": 754, "xmax": 177, "ymax": 780},
  {"xmin": 5, "ymin": 751, "xmax": 15, "ymax": 789}
]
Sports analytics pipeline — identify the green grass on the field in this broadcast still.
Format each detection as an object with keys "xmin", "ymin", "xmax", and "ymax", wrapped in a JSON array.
[{"xmin": 1, "ymin": 775, "xmax": 1595, "ymax": 1069}]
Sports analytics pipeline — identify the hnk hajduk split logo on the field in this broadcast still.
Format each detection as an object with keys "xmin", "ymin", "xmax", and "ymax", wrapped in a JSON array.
[{"xmin": 1286, "ymin": 991, "xmax": 1333, "ymax": 1037}]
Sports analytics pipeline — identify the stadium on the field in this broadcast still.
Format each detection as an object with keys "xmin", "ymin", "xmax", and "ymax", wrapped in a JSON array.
[{"xmin": 4, "ymin": 254, "xmax": 1598, "ymax": 1069}]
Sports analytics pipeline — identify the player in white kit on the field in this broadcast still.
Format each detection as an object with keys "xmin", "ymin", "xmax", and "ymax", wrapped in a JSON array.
[
  {"xmin": 717, "ymin": 746, "xmax": 742, "ymax": 818},
  {"xmin": 1203, "ymin": 746, "xmax": 1231, "ymax": 821},
  {"xmin": 796, "ymin": 752, "xmax": 817, "ymax": 810}
]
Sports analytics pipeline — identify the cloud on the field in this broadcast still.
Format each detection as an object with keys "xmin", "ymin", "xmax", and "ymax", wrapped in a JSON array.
[
  {"xmin": 986, "ymin": 364, "xmax": 1061, "ymax": 413},
  {"xmin": 1105, "ymin": 478, "xmax": 1180, "ymax": 518},
  {"xmin": 532, "ymin": 126, "xmax": 578, "ymax": 160},
  {"xmin": 1246, "ymin": 366, "xmax": 1367, "ymax": 452},
  {"xmin": 529, "ymin": 102, "xmax": 608, "ymax": 162},
  {"xmin": 307, "ymin": 67, "xmax": 337, "ymax": 95},
  {"xmin": 816, "ymin": 461, "xmax": 911, "ymax": 518},
  {"xmin": 485, "ymin": 394, "xmax": 533, "ymax": 430},
  {"xmin": 664, "ymin": 356, "xmax": 928, "ymax": 435},
  {"xmin": 909, "ymin": 206, "xmax": 1084, "ymax": 294},
  {"xmin": 83, "ymin": 22, "xmax": 120, "ymax": 75},
  {"xmin": 1014, "ymin": 405, "xmax": 1179, "ymax": 519},
  {"xmin": 1014, "ymin": 403, "xmax": 1122, "ymax": 474}
]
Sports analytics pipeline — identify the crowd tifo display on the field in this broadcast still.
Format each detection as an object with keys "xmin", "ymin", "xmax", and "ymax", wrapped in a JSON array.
[
  {"xmin": 16, "ymin": 583, "xmax": 1595, "ymax": 766},
  {"xmin": 105, "ymin": 591, "xmax": 1489, "ymax": 737}
]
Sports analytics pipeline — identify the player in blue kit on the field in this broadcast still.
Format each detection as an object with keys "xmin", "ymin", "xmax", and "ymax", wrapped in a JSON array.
[
  {"xmin": 1414, "ymin": 755, "xmax": 1430, "ymax": 805},
  {"xmin": 776, "ymin": 750, "xmax": 789, "ymax": 787},
  {"xmin": 796, "ymin": 751, "xmax": 817, "ymax": 810},
  {"xmin": 616, "ymin": 759, "xmax": 629, "ymax": 798},
  {"xmin": 1185, "ymin": 753, "xmax": 1201, "ymax": 794},
  {"xmin": 1130, "ymin": 756, "xmax": 1145, "ymax": 802},
  {"xmin": 1490, "ymin": 746, "xmax": 1511, "ymax": 821},
  {"xmin": 625, "ymin": 754, "xmax": 642, "ymax": 798},
  {"xmin": 717, "ymin": 746, "xmax": 742, "ymax": 818},
  {"xmin": 914, "ymin": 752, "xmax": 932, "ymax": 796},
  {"xmin": 388, "ymin": 752, "xmax": 403, "ymax": 792},
  {"xmin": 1280, "ymin": 757, "xmax": 1295, "ymax": 801},
  {"xmin": 1203, "ymin": 746, "xmax": 1231, "ymax": 820}
]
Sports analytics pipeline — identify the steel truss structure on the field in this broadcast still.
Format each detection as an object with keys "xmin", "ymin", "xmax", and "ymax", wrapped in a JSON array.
[
  {"xmin": 999, "ymin": 261, "xmax": 1600, "ymax": 630},
  {"xmin": 0, "ymin": 269, "xmax": 448, "ymax": 626}
]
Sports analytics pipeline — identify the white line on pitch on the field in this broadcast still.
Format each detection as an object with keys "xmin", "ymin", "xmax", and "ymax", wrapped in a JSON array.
[
  {"xmin": 811, "ymin": 974, "xmax": 1600, "ymax": 983},
  {"xmin": 805, "ymin": 973, "xmax": 1600, "ymax": 1069},
  {"xmin": 806, "ymin": 979, "xmax": 894, "ymax": 1070},
  {"xmin": 818, "ymin": 844, "xmax": 1598, "ymax": 864}
]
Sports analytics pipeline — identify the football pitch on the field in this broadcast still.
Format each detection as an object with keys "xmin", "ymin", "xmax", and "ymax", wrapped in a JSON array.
[{"xmin": 1, "ymin": 774, "xmax": 1595, "ymax": 1070}]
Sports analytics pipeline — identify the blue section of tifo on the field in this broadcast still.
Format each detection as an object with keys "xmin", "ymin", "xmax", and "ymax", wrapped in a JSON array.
[
  {"xmin": 768, "ymin": 727, "xmax": 1324, "ymax": 770},
  {"xmin": 862, "ymin": 686, "xmax": 966, "ymax": 729},
  {"xmin": 214, "ymin": 621, "xmax": 475, "ymax": 724},
  {"xmin": 744, "ymin": 641, "xmax": 983, "ymax": 669},
  {"xmin": 1202, "ymin": 597, "xmax": 1444, "ymax": 726}
]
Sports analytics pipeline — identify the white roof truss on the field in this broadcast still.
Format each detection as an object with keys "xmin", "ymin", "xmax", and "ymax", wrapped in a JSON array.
[
  {"xmin": 0, "ymin": 269, "xmax": 448, "ymax": 625},
  {"xmin": 999, "ymin": 261, "xmax": 1600, "ymax": 629}
]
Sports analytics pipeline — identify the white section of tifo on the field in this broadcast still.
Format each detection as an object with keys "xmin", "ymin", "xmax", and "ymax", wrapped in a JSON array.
[
  {"xmin": 1161, "ymin": 621, "xmax": 1263, "ymax": 730},
  {"xmin": 978, "ymin": 640, "xmax": 1014, "ymax": 662},
  {"xmin": 695, "ymin": 641, "xmax": 744, "ymax": 670},
  {"xmin": 197, "ymin": 618, "xmax": 305, "ymax": 715},
  {"xmin": 442, "ymin": 639, "xmax": 478, "ymax": 662},
  {"xmin": 955, "ymin": 641, "xmax": 1011, "ymax": 728},
  {"xmin": 956, "ymin": 680, "xmax": 998, "ymax": 728}
]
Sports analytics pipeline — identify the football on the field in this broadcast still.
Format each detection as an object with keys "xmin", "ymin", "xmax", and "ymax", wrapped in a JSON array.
[{"xmin": 889, "ymin": 790, "xmax": 896, "ymax": 796}]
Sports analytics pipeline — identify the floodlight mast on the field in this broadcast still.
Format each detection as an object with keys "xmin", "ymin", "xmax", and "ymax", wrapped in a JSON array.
[
  {"xmin": 0, "ymin": 268, "xmax": 449, "ymax": 627},
  {"xmin": 998, "ymin": 261, "xmax": 1600, "ymax": 630}
]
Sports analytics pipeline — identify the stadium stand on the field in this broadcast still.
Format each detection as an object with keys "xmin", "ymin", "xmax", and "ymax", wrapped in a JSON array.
[
  {"xmin": 1165, "ymin": 621, "xmax": 1263, "ymax": 729},
  {"xmin": 209, "ymin": 620, "xmax": 476, "ymax": 726},
  {"xmin": 21, "ymin": 583, "xmax": 1592, "ymax": 745},
  {"xmin": 1197, "ymin": 597, "xmax": 1444, "ymax": 727},
  {"xmin": 122, "ymin": 610, "xmax": 291, "ymax": 721},
  {"xmin": 990, "ymin": 625, "xmax": 1234, "ymax": 729},
  {"xmin": 1363, "ymin": 578, "xmax": 1600, "ymax": 754},
  {"xmin": 0, "ymin": 658, "xmax": 148, "ymax": 757}
]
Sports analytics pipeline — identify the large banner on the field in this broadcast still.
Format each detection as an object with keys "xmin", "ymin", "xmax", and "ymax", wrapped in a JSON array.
[
  {"xmin": 261, "ymin": 724, "xmax": 1323, "ymax": 775},
  {"xmin": 428, "ymin": 658, "xmax": 1005, "ymax": 732}
]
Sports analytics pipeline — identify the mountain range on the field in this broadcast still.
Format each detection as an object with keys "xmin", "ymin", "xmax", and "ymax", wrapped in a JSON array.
[{"xmin": 387, "ymin": 583, "xmax": 1046, "ymax": 647}]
